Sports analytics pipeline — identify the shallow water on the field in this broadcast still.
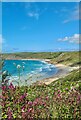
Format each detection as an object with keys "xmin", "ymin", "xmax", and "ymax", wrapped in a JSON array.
[{"xmin": 2, "ymin": 60, "xmax": 58, "ymax": 86}]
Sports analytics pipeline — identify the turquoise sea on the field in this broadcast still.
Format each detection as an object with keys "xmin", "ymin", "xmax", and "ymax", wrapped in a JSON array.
[{"xmin": 2, "ymin": 60, "xmax": 58, "ymax": 86}]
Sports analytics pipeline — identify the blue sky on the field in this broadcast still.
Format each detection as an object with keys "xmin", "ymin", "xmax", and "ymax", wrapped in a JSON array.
[{"xmin": 2, "ymin": 2, "xmax": 80, "ymax": 53}]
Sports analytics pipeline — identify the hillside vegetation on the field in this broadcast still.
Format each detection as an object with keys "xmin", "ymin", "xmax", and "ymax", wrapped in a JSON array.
[
  {"xmin": 1, "ymin": 68, "xmax": 81, "ymax": 119},
  {"xmin": 1, "ymin": 51, "xmax": 81, "ymax": 66}
]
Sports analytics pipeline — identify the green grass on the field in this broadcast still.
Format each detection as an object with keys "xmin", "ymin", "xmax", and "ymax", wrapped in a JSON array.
[
  {"xmin": 2, "ymin": 52, "xmax": 62, "ymax": 59},
  {"xmin": 2, "ymin": 51, "xmax": 81, "ymax": 66},
  {"xmin": 50, "ymin": 51, "xmax": 80, "ymax": 65}
]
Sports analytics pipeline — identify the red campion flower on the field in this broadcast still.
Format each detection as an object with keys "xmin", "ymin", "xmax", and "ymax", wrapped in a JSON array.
[
  {"xmin": 8, "ymin": 83, "xmax": 14, "ymax": 90},
  {"xmin": 7, "ymin": 107, "xmax": 13, "ymax": 120},
  {"xmin": 2, "ymin": 86, "xmax": 6, "ymax": 91}
]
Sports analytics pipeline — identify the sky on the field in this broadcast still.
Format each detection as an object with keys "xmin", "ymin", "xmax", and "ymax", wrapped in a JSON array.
[
  {"xmin": 1, "ymin": 2, "xmax": 80, "ymax": 53},
  {"xmin": 0, "ymin": 3, "xmax": 1, "ymax": 33},
  {"xmin": 1, "ymin": 0, "xmax": 80, "ymax": 2}
]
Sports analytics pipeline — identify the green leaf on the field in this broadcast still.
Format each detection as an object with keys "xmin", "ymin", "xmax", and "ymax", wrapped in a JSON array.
[
  {"xmin": 13, "ymin": 113, "xmax": 16, "ymax": 118},
  {"xmin": 2, "ymin": 114, "xmax": 7, "ymax": 119}
]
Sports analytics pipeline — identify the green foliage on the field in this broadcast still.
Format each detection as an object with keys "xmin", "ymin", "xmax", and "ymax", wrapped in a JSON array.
[
  {"xmin": 0, "ymin": 60, "xmax": 4, "ymax": 70},
  {"xmin": 2, "ymin": 52, "xmax": 62, "ymax": 59}
]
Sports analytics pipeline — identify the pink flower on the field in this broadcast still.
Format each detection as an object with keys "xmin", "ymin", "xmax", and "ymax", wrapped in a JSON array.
[
  {"xmin": 58, "ymin": 90, "xmax": 61, "ymax": 93},
  {"xmin": 77, "ymin": 95, "xmax": 81, "ymax": 104},
  {"xmin": 2, "ymin": 86, "xmax": 6, "ymax": 91},
  {"xmin": 22, "ymin": 107, "xmax": 25, "ymax": 112},
  {"xmin": 58, "ymin": 93, "xmax": 61, "ymax": 97},
  {"xmin": 57, "ymin": 93, "xmax": 62, "ymax": 100},
  {"xmin": 21, "ymin": 106, "xmax": 25, "ymax": 112},
  {"xmin": 8, "ymin": 83, "xmax": 14, "ymax": 90},
  {"xmin": 0, "ymin": 95, "xmax": 2, "ymax": 99},
  {"xmin": 2, "ymin": 91, "xmax": 5, "ymax": 95},
  {"xmin": 28, "ymin": 101, "xmax": 32, "ymax": 106},
  {"xmin": 23, "ymin": 93, "xmax": 27, "ymax": 97},
  {"xmin": 22, "ymin": 112, "xmax": 26, "ymax": 118},
  {"xmin": 65, "ymin": 88, "xmax": 68, "ymax": 91},
  {"xmin": 28, "ymin": 108, "xmax": 32, "ymax": 113},
  {"xmin": 20, "ymin": 93, "xmax": 27, "ymax": 100},
  {"xmin": 7, "ymin": 107, "xmax": 13, "ymax": 120},
  {"xmin": 46, "ymin": 96, "xmax": 49, "ymax": 100},
  {"xmin": 54, "ymin": 92, "xmax": 57, "ymax": 95},
  {"xmin": 20, "ymin": 95, "xmax": 24, "ymax": 100},
  {"xmin": 33, "ymin": 101, "xmax": 37, "ymax": 106},
  {"xmin": 2, "ymin": 96, "xmax": 6, "ymax": 100}
]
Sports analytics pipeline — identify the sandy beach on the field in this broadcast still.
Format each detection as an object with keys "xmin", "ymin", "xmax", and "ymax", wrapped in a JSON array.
[
  {"xmin": 5, "ymin": 58, "xmax": 79, "ymax": 85},
  {"xmin": 37, "ymin": 63, "xmax": 79, "ymax": 85},
  {"xmin": 17, "ymin": 59, "xmax": 79, "ymax": 85}
]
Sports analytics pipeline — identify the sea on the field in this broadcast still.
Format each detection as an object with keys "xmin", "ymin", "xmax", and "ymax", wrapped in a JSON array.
[{"xmin": 2, "ymin": 60, "xmax": 58, "ymax": 86}]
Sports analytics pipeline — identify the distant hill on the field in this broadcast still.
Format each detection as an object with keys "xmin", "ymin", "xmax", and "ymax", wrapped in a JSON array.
[{"xmin": 1, "ymin": 51, "xmax": 81, "ymax": 67}]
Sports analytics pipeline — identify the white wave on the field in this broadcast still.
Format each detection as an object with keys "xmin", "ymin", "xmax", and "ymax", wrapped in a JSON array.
[
  {"xmin": 9, "ymin": 76, "xmax": 19, "ymax": 81},
  {"xmin": 48, "ymin": 63, "xmax": 52, "ymax": 66},
  {"xmin": 50, "ymin": 65, "xmax": 55, "ymax": 68},
  {"xmin": 39, "ymin": 67, "xmax": 43, "ymax": 72},
  {"xmin": 22, "ymin": 62, "xmax": 25, "ymax": 64},
  {"xmin": 43, "ymin": 65, "xmax": 50, "ymax": 69},
  {"xmin": 48, "ymin": 68, "xmax": 52, "ymax": 71},
  {"xmin": 31, "ymin": 71, "xmax": 35, "ymax": 74},
  {"xmin": 41, "ymin": 60, "xmax": 47, "ymax": 64}
]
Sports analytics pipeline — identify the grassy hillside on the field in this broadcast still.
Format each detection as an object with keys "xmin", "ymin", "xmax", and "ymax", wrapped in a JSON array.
[
  {"xmin": 50, "ymin": 51, "xmax": 80, "ymax": 66},
  {"xmin": 2, "ymin": 52, "xmax": 62, "ymax": 59},
  {"xmin": 2, "ymin": 51, "xmax": 81, "ymax": 66}
]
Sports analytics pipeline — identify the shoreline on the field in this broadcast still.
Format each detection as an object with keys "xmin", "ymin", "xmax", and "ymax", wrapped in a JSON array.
[
  {"xmin": 35, "ymin": 62, "xmax": 79, "ymax": 85},
  {"xmin": 21, "ymin": 58, "xmax": 79, "ymax": 85},
  {"xmin": 36, "ymin": 64, "xmax": 70, "ymax": 85},
  {"xmin": 5, "ymin": 58, "xmax": 51, "ymax": 62},
  {"xmin": 5, "ymin": 58, "xmax": 79, "ymax": 85}
]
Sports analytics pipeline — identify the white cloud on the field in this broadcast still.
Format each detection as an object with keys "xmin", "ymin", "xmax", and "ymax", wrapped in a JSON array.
[
  {"xmin": 63, "ymin": 4, "xmax": 81, "ymax": 23},
  {"xmin": 58, "ymin": 34, "xmax": 81, "ymax": 44},
  {"xmin": 25, "ymin": 2, "xmax": 40, "ymax": 20},
  {"xmin": 27, "ymin": 12, "xmax": 39, "ymax": 20},
  {"xmin": 25, "ymin": 2, "xmax": 48, "ymax": 20}
]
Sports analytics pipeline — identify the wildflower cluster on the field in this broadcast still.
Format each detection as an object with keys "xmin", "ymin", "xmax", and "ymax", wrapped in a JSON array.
[
  {"xmin": 53, "ymin": 86, "xmax": 81, "ymax": 119},
  {"xmin": 0, "ymin": 81, "xmax": 81, "ymax": 119},
  {"xmin": 0, "ymin": 83, "xmax": 50, "ymax": 119}
]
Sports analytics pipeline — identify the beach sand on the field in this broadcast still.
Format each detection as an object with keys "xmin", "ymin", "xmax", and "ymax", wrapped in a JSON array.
[
  {"xmin": 5, "ymin": 58, "xmax": 79, "ymax": 85},
  {"xmin": 21, "ymin": 59, "xmax": 79, "ymax": 85},
  {"xmin": 37, "ymin": 63, "xmax": 79, "ymax": 85}
]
